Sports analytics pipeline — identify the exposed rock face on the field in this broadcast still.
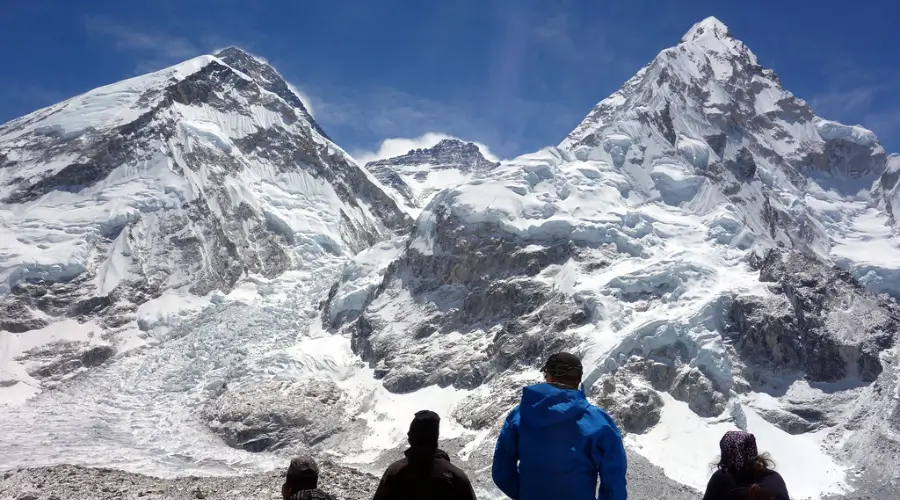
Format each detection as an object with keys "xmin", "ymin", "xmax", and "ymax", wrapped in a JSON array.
[
  {"xmin": 751, "ymin": 405, "xmax": 831, "ymax": 435},
  {"xmin": 873, "ymin": 154, "xmax": 900, "ymax": 225},
  {"xmin": 24, "ymin": 343, "xmax": 115, "ymax": 379},
  {"xmin": 332, "ymin": 211, "xmax": 590, "ymax": 394},
  {"xmin": 728, "ymin": 250, "xmax": 897, "ymax": 383},
  {"xmin": 215, "ymin": 47, "xmax": 329, "ymax": 140},
  {"xmin": 0, "ymin": 302, "xmax": 48, "ymax": 333},
  {"xmin": 450, "ymin": 381, "xmax": 522, "ymax": 430},
  {"xmin": 840, "ymin": 345, "xmax": 900, "ymax": 488},
  {"xmin": 593, "ymin": 372, "xmax": 664, "ymax": 434},
  {"xmin": 670, "ymin": 367, "xmax": 727, "ymax": 417},
  {"xmin": 203, "ymin": 378, "xmax": 347, "ymax": 452}
]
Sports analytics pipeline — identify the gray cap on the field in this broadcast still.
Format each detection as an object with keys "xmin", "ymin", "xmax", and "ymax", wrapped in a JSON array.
[
  {"xmin": 287, "ymin": 455, "xmax": 319, "ymax": 479},
  {"xmin": 541, "ymin": 352, "xmax": 583, "ymax": 377}
]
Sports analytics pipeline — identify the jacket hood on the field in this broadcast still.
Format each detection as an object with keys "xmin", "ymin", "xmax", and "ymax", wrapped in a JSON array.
[{"xmin": 519, "ymin": 383, "xmax": 590, "ymax": 427}]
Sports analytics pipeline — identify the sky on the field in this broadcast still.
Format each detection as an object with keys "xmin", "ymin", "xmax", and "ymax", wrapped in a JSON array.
[{"xmin": 1, "ymin": 0, "xmax": 898, "ymax": 160}]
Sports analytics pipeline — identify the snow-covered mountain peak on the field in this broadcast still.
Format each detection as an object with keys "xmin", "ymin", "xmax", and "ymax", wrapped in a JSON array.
[
  {"xmin": 213, "ymin": 46, "xmax": 327, "ymax": 139},
  {"xmin": 678, "ymin": 16, "xmax": 757, "ymax": 67},
  {"xmin": 681, "ymin": 16, "xmax": 732, "ymax": 45},
  {"xmin": 562, "ymin": 15, "xmax": 888, "ymax": 184},
  {"xmin": 364, "ymin": 138, "xmax": 500, "ymax": 216},
  {"xmin": 0, "ymin": 48, "xmax": 409, "ymax": 399}
]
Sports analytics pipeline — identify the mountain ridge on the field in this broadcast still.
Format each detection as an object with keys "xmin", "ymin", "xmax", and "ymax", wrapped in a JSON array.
[
  {"xmin": 363, "ymin": 138, "xmax": 499, "ymax": 216},
  {"xmin": 214, "ymin": 47, "xmax": 330, "ymax": 141}
]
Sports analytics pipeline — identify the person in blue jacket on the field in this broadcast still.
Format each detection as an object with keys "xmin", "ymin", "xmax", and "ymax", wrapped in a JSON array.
[{"xmin": 491, "ymin": 352, "xmax": 628, "ymax": 500}]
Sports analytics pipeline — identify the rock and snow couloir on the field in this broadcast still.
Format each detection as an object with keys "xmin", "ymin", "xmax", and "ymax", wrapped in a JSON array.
[{"xmin": 0, "ymin": 16, "xmax": 899, "ymax": 500}]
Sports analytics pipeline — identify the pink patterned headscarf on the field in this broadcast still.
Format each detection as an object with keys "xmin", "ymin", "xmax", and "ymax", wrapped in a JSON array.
[{"xmin": 720, "ymin": 430, "xmax": 759, "ymax": 471}]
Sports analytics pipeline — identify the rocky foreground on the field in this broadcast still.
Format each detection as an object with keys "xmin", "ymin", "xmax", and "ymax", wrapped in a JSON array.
[
  {"xmin": 3, "ymin": 456, "xmax": 892, "ymax": 499},
  {"xmin": 1, "ymin": 450, "xmax": 701, "ymax": 500},
  {"xmin": 0, "ymin": 462, "xmax": 377, "ymax": 500}
]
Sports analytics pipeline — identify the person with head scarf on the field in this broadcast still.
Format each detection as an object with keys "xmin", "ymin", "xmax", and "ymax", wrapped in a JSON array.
[
  {"xmin": 281, "ymin": 456, "xmax": 337, "ymax": 500},
  {"xmin": 373, "ymin": 410, "xmax": 477, "ymax": 500},
  {"xmin": 491, "ymin": 352, "xmax": 628, "ymax": 500},
  {"xmin": 702, "ymin": 430, "xmax": 790, "ymax": 500}
]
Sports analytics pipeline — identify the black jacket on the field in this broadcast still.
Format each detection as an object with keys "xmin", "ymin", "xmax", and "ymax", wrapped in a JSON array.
[
  {"xmin": 373, "ymin": 447, "xmax": 477, "ymax": 500},
  {"xmin": 287, "ymin": 488, "xmax": 337, "ymax": 500},
  {"xmin": 702, "ymin": 468, "xmax": 790, "ymax": 500}
]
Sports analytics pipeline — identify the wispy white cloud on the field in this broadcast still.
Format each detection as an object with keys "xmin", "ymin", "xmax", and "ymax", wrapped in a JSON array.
[
  {"xmin": 351, "ymin": 132, "xmax": 499, "ymax": 166},
  {"xmin": 84, "ymin": 16, "xmax": 199, "ymax": 61},
  {"xmin": 810, "ymin": 85, "xmax": 882, "ymax": 119},
  {"xmin": 286, "ymin": 82, "xmax": 316, "ymax": 118},
  {"xmin": 862, "ymin": 110, "xmax": 900, "ymax": 147},
  {"xmin": 533, "ymin": 12, "xmax": 613, "ymax": 65},
  {"xmin": 82, "ymin": 19, "xmax": 318, "ymax": 118}
]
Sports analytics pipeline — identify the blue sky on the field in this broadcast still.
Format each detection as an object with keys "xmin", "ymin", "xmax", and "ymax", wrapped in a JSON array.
[{"xmin": 2, "ymin": 0, "xmax": 898, "ymax": 159}]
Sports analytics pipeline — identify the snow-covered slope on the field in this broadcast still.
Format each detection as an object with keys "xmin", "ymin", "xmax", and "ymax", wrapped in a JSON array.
[
  {"xmin": 0, "ymin": 48, "xmax": 410, "ymax": 400},
  {"xmin": 364, "ymin": 138, "xmax": 499, "ymax": 216},
  {"xmin": 322, "ymin": 17, "xmax": 900, "ymax": 498}
]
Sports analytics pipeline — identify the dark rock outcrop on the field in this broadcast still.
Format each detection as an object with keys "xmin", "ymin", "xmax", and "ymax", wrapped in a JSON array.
[
  {"xmin": 593, "ymin": 373, "xmax": 664, "ymax": 434},
  {"xmin": 203, "ymin": 379, "xmax": 347, "ymax": 452},
  {"xmin": 727, "ymin": 250, "xmax": 898, "ymax": 382}
]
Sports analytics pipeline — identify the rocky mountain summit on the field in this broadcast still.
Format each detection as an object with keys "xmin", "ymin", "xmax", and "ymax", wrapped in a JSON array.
[
  {"xmin": 364, "ymin": 138, "xmax": 499, "ymax": 215},
  {"xmin": 367, "ymin": 139, "xmax": 498, "ymax": 172}
]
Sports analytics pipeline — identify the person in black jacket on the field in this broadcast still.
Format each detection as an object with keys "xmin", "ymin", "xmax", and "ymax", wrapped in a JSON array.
[
  {"xmin": 281, "ymin": 455, "xmax": 337, "ymax": 500},
  {"xmin": 702, "ymin": 430, "xmax": 790, "ymax": 500},
  {"xmin": 373, "ymin": 410, "xmax": 477, "ymax": 500}
]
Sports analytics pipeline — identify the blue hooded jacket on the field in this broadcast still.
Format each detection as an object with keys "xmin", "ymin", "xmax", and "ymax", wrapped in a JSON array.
[{"xmin": 491, "ymin": 383, "xmax": 628, "ymax": 500}]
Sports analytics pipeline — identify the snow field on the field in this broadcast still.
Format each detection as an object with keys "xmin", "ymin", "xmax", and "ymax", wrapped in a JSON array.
[
  {"xmin": 629, "ymin": 394, "xmax": 849, "ymax": 499},
  {"xmin": 0, "ymin": 319, "xmax": 104, "ymax": 405},
  {"xmin": 0, "ymin": 266, "xmax": 341, "ymax": 476},
  {"xmin": 0, "ymin": 56, "xmax": 218, "ymax": 144}
]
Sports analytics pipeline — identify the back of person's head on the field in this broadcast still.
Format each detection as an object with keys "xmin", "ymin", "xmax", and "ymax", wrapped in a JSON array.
[
  {"xmin": 407, "ymin": 410, "xmax": 441, "ymax": 448},
  {"xmin": 541, "ymin": 352, "xmax": 583, "ymax": 389},
  {"xmin": 716, "ymin": 430, "xmax": 775, "ymax": 477},
  {"xmin": 282, "ymin": 455, "xmax": 319, "ymax": 500}
]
